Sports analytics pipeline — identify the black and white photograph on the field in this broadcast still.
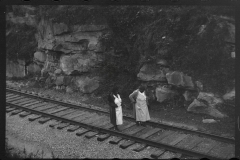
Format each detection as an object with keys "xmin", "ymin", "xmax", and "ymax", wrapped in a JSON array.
[{"xmin": 5, "ymin": 2, "xmax": 236, "ymax": 159}]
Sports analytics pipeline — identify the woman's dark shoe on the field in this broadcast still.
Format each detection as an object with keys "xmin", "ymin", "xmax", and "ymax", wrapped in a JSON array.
[
  {"xmin": 141, "ymin": 122, "xmax": 146, "ymax": 127},
  {"xmin": 115, "ymin": 126, "xmax": 121, "ymax": 132},
  {"xmin": 136, "ymin": 121, "xmax": 140, "ymax": 126}
]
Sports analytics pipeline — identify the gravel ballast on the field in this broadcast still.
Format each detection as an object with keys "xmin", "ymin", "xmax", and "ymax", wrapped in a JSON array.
[{"xmin": 6, "ymin": 113, "xmax": 156, "ymax": 159}]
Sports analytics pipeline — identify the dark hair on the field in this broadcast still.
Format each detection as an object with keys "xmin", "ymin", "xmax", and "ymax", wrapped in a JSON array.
[
  {"xmin": 112, "ymin": 86, "xmax": 119, "ymax": 95},
  {"xmin": 139, "ymin": 85, "xmax": 146, "ymax": 92}
]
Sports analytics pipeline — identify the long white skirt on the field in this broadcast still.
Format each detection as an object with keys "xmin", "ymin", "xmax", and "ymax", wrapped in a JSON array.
[{"xmin": 115, "ymin": 106, "xmax": 123, "ymax": 125}]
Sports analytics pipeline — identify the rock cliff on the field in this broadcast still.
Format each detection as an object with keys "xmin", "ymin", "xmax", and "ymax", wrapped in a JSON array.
[{"xmin": 6, "ymin": 6, "xmax": 109, "ymax": 93}]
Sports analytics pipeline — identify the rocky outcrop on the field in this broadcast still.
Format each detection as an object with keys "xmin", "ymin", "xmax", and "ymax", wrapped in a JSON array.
[
  {"xmin": 36, "ymin": 19, "xmax": 108, "ymax": 54},
  {"xmin": 60, "ymin": 51, "xmax": 101, "ymax": 75},
  {"xmin": 187, "ymin": 92, "xmax": 227, "ymax": 118},
  {"xmin": 166, "ymin": 71, "xmax": 194, "ymax": 89},
  {"xmin": 137, "ymin": 64, "xmax": 167, "ymax": 82},
  {"xmin": 187, "ymin": 99, "xmax": 227, "ymax": 118}
]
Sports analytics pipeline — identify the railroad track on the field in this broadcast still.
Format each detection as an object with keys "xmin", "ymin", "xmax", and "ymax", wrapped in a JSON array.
[{"xmin": 6, "ymin": 87, "xmax": 235, "ymax": 159}]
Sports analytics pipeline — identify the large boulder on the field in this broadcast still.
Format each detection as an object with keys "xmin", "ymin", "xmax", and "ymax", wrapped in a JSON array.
[
  {"xmin": 197, "ymin": 92, "xmax": 223, "ymax": 106},
  {"xmin": 223, "ymin": 88, "xmax": 235, "ymax": 101},
  {"xmin": 60, "ymin": 52, "xmax": 99, "ymax": 75},
  {"xmin": 34, "ymin": 51, "xmax": 46, "ymax": 62},
  {"xmin": 187, "ymin": 92, "xmax": 226, "ymax": 118},
  {"xmin": 137, "ymin": 64, "xmax": 166, "ymax": 82},
  {"xmin": 187, "ymin": 99, "xmax": 227, "ymax": 118},
  {"xmin": 155, "ymin": 86, "xmax": 176, "ymax": 103},
  {"xmin": 74, "ymin": 76, "xmax": 99, "ymax": 93},
  {"xmin": 166, "ymin": 71, "xmax": 194, "ymax": 89}
]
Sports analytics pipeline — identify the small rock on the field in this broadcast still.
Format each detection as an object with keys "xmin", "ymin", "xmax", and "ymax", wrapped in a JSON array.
[
  {"xmin": 202, "ymin": 119, "xmax": 218, "ymax": 123},
  {"xmin": 54, "ymin": 69, "xmax": 62, "ymax": 75}
]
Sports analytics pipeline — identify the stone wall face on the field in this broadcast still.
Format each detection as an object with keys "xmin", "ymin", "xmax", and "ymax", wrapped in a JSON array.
[
  {"xmin": 30, "ymin": 18, "xmax": 108, "ymax": 93},
  {"xmin": 36, "ymin": 19, "xmax": 107, "ymax": 54},
  {"xmin": 6, "ymin": 11, "xmax": 108, "ymax": 94}
]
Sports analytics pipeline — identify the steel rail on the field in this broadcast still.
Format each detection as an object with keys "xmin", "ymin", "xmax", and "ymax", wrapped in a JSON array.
[
  {"xmin": 6, "ymin": 87, "xmax": 235, "ymax": 144},
  {"xmin": 6, "ymin": 101, "xmax": 223, "ymax": 160}
]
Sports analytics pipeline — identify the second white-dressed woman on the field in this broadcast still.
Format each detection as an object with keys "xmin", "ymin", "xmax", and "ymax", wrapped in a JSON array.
[{"xmin": 129, "ymin": 85, "xmax": 150, "ymax": 126}]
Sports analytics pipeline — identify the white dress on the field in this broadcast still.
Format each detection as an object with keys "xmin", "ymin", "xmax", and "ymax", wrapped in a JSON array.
[
  {"xmin": 135, "ymin": 91, "xmax": 150, "ymax": 122},
  {"xmin": 113, "ymin": 94, "xmax": 123, "ymax": 125}
]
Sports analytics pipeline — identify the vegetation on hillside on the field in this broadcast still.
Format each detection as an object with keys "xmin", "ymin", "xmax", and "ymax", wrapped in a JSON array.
[{"xmin": 6, "ymin": 23, "xmax": 37, "ymax": 63}]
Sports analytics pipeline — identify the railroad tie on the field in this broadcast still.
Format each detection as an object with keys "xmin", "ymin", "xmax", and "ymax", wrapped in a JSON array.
[
  {"xmin": 6, "ymin": 107, "xmax": 16, "ymax": 113},
  {"xmin": 28, "ymin": 114, "xmax": 42, "ymax": 121},
  {"xmin": 6, "ymin": 96, "xmax": 20, "ymax": 101},
  {"xmin": 132, "ymin": 144, "xmax": 148, "ymax": 152},
  {"xmin": 109, "ymin": 136, "xmax": 123, "ymax": 145},
  {"xmin": 108, "ymin": 122, "xmax": 136, "ymax": 144},
  {"xmin": 6, "ymin": 93, "xmax": 15, "ymax": 97},
  {"xmin": 49, "ymin": 121, "xmax": 62, "ymax": 128},
  {"xmin": 18, "ymin": 99, "xmax": 38, "ymax": 105},
  {"xmin": 76, "ymin": 128, "xmax": 89, "ymax": 136},
  {"xmin": 67, "ymin": 125, "xmax": 80, "ymax": 132},
  {"xmin": 175, "ymin": 135, "xmax": 203, "ymax": 150},
  {"xmin": 10, "ymin": 109, "xmax": 24, "ymax": 116},
  {"xmin": 131, "ymin": 128, "xmax": 161, "ymax": 152},
  {"xmin": 149, "ymin": 130, "xmax": 175, "ymax": 142},
  {"xmin": 124, "ymin": 126, "xmax": 145, "ymax": 135},
  {"xmin": 168, "ymin": 133, "xmax": 188, "ymax": 146},
  {"xmin": 10, "ymin": 98, "xmax": 31, "ymax": 104},
  {"xmin": 97, "ymin": 134, "xmax": 111, "ymax": 141},
  {"xmin": 57, "ymin": 123, "xmax": 70, "ymax": 130},
  {"xmin": 19, "ymin": 111, "xmax": 32, "ymax": 117},
  {"xmin": 22, "ymin": 101, "xmax": 41, "ymax": 107},
  {"xmin": 99, "ymin": 122, "xmax": 114, "ymax": 129},
  {"xmin": 120, "ymin": 140, "xmax": 136, "ymax": 149},
  {"xmin": 38, "ymin": 117, "xmax": 52, "ymax": 124},
  {"xmin": 85, "ymin": 131, "xmax": 98, "ymax": 139},
  {"xmin": 138, "ymin": 128, "xmax": 162, "ymax": 139},
  {"xmin": 91, "ymin": 117, "xmax": 109, "ymax": 127},
  {"xmin": 119, "ymin": 126, "xmax": 145, "ymax": 149},
  {"xmin": 159, "ymin": 132, "xmax": 181, "ymax": 144},
  {"xmin": 150, "ymin": 148, "xmax": 165, "ymax": 158},
  {"xmin": 6, "ymin": 96, "xmax": 22, "ymax": 101}
]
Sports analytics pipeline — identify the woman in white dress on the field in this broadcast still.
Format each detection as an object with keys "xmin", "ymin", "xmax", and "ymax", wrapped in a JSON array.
[
  {"xmin": 108, "ymin": 87, "xmax": 123, "ymax": 131},
  {"xmin": 129, "ymin": 85, "xmax": 150, "ymax": 126}
]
